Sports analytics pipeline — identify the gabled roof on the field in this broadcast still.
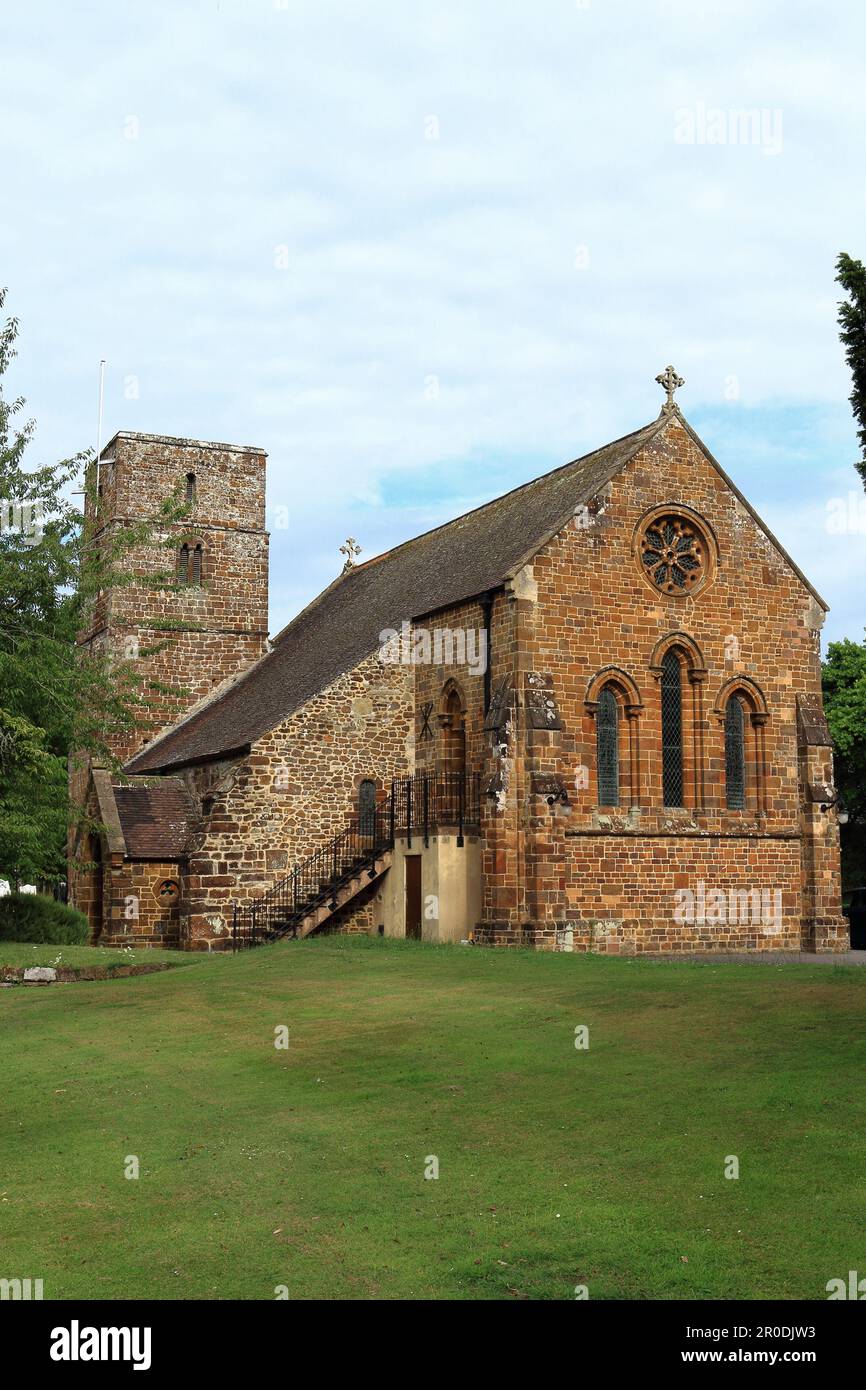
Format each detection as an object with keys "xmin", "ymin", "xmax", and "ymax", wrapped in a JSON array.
[
  {"xmin": 112, "ymin": 780, "xmax": 196, "ymax": 859},
  {"xmin": 125, "ymin": 409, "xmax": 826, "ymax": 774},
  {"xmin": 127, "ymin": 416, "xmax": 663, "ymax": 772}
]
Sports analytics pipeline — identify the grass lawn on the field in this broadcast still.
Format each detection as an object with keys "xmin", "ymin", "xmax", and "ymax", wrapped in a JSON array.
[
  {"xmin": 0, "ymin": 943, "xmax": 189, "ymax": 969},
  {"xmin": 2, "ymin": 935, "xmax": 865, "ymax": 1301}
]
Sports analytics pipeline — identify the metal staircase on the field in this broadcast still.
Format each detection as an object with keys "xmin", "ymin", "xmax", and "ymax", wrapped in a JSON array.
[
  {"xmin": 231, "ymin": 803, "xmax": 392, "ymax": 949},
  {"xmin": 230, "ymin": 774, "xmax": 480, "ymax": 950}
]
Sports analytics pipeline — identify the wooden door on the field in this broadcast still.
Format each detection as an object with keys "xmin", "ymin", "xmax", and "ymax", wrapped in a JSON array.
[{"xmin": 405, "ymin": 855, "xmax": 422, "ymax": 940}]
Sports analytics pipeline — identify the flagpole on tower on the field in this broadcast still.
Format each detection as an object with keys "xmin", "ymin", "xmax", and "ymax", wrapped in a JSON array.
[{"xmin": 94, "ymin": 358, "xmax": 106, "ymax": 496}]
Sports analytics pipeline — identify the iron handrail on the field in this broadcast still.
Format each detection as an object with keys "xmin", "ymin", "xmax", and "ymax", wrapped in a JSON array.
[{"xmin": 231, "ymin": 772, "xmax": 481, "ymax": 950}]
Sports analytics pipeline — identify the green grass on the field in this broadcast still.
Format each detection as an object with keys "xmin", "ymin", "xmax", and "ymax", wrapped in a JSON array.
[
  {"xmin": 2, "ymin": 936, "xmax": 865, "ymax": 1301},
  {"xmin": 0, "ymin": 943, "xmax": 189, "ymax": 969}
]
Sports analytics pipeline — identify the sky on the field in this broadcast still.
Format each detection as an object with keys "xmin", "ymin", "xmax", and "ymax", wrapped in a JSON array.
[{"xmin": 2, "ymin": 0, "xmax": 864, "ymax": 647}]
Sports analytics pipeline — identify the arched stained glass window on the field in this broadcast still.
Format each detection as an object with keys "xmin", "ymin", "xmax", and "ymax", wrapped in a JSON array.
[
  {"xmin": 725, "ymin": 695, "xmax": 746, "ymax": 810},
  {"xmin": 596, "ymin": 687, "xmax": 619, "ymax": 806},
  {"xmin": 661, "ymin": 649, "xmax": 684, "ymax": 806}
]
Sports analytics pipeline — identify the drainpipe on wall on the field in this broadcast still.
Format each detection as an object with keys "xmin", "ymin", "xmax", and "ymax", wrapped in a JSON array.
[{"xmin": 480, "ymin": 591, "xmax": 493, "ymax": 715}]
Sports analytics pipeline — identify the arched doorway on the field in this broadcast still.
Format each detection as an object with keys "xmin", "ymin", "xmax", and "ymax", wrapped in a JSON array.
[{"xmin": 89, "ymin": 833, "xmax": 103, "ymax": 942}]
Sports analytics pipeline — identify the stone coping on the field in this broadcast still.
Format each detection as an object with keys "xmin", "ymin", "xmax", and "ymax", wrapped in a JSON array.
[{"xmin": 0, "ymin": 963, "xmax": 175, "ymax": 984}]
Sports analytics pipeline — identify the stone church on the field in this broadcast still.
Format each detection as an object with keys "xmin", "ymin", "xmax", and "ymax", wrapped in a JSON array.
[{"xmin": 69, "ymin": 369, "xmax": 847, "ymax": 955}]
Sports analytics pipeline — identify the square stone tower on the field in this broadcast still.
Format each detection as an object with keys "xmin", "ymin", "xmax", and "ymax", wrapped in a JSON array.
[{"xmin": 78, "ymin": 431, "xmax": 269, "ymax": 766}]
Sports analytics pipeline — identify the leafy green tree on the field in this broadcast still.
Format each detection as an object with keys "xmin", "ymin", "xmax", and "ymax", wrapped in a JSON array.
[
  {"xmin": 823, "ymin": 637, "xmax": 866, "ymax": 823},
  {"xmin": 0, "ymin": 288, "xmax": 188, "ymax": 886},
  {"xmin": 822, "ymin": 635, "xmax": 866, "ymax": 890},
  {"xmin": 836, "ymin": 252, "xmax": 866, "ymax": 488}
]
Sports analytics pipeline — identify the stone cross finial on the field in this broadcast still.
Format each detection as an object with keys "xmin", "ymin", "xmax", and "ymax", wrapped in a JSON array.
[
  {"xmin": 655, "ymin": 364, "xmax": 685, "ymax": 413},
  {"xmin": 340, "ymin": 537, "xmax": 362, "ymax": 572}
]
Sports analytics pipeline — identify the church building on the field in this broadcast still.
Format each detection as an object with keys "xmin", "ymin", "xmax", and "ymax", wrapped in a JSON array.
[{"xmin": 69, "ymin": 369, "xmax": 847, "ymax": 955}]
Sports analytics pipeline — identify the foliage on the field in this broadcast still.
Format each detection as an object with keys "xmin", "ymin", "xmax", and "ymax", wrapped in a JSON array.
[
  {"xmin": 836, "ymin": 252, "xmax": 866, "ymax": 488},
  {"xmin": 0, "ymin": 286, "xmax": 191, "ymax": 883},
  {"xmin": 822, "ymin": 636, "xmax": 866, "ymax": 826},
  {"xmin": 823, "ymin": 634, "xmax": 866, "ymax": 890},
  {"xmin": 0, "ymin": 890, "xmax": 89, "ymax": 943}
]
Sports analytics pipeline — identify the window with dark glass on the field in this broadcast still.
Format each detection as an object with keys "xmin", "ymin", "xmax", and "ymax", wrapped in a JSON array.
[
  {"xmin": 661, "ymin": 649, "xmax": 684, "ymax": 806},
  {"xmin": 359, "ymin": 779, "xmax": 377, "ymax": 836},
  {"xmin": 725, "ymin": 695, "xmax": 746, "ymax": 810},
  {"xmin": 596, "ymin": 687, "xmax": 619, "ymax": 806}
]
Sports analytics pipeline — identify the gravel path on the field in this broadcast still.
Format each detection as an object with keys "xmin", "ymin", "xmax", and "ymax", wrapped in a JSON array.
[{"xmin": 640, "ymin": 950, "xmax": 866, "ymax": 966}]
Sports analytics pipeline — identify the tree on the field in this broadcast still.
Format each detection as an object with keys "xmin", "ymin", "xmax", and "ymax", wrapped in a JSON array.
[
  {"xmin": 836, "ymin": 252, "xmax": 866, "ymax": 488},
  {"xmin": 823, "ymin": 636, "xmax": 866, "ymax": 824},
  {"xmin": 822, "ymin": 635, "xmax": 866, "ymax": 890},
  {"xmin": 0, "ymin": 288, "xmax": 188, "ymax": 885}
]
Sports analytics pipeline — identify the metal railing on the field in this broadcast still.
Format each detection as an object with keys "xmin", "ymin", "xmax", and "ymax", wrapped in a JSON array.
[
  {"xmin": 232, "ymin": 801, "xmax": 392, "ymax": 950},
  {"xmin": 391, "ymin": 772, "xmax": 481, "ymax": 848},
  {"xmin": 231, "ymin": 772, "xmax": 481, "ymax": 950}
]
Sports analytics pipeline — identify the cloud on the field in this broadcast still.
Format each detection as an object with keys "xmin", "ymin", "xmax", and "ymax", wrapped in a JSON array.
[{"xmin": 1, "ymin": 0, "xmax": 864, "ymax": 641}]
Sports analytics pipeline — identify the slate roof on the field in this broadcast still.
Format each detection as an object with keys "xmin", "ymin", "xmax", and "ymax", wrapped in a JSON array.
[
  {"xmin": 125, "ymin": 410, "xmax": 826, "ymax": 774},
  {"xmin": 113, "ymin": 779, "xmax": 196, "ymax": 859}
]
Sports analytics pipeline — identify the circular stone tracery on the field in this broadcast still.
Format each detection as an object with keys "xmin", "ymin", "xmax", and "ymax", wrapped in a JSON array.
[
  {"xmin": 156, "ymin": 878, "xmax": 180, "ymax": 906},
  {"xmin": 638, "ymin": 513, "xmax": 707, "ymax": 595}
]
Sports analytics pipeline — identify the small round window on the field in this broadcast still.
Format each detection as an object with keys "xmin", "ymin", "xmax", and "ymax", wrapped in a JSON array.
[{"xmin": 156, "ymin": 878, "xmax": 180, "ymax": 906}]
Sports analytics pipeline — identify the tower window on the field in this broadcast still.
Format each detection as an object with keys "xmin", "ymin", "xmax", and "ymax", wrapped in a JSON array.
[
  {"xmin": 178, "ymin": 542, "xmax": 203, "ymax": 586},
  {"xmin": 186, "ymin": 472, "xmax": 196, "ymax": 503}
]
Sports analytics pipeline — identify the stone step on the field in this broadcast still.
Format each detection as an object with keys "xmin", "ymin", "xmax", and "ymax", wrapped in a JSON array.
[{"xmin": 296, "ymin": 852, "xmax": 392, "ymax": 940}]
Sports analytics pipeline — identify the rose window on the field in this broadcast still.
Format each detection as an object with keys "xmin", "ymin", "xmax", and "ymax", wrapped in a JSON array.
[{"xmin": 639, "ymin": 515, "xmax": 706, "ymax": 594}]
